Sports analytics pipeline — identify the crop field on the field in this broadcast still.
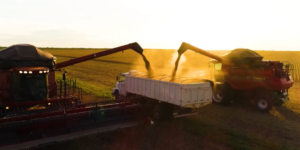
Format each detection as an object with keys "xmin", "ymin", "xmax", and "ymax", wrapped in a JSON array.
[{"xmin": 40, "ymin": 48, "xmax": 300, "ymax": 150}]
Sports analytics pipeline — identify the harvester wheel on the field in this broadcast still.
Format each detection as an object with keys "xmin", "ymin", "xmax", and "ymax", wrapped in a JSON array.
[
  {"xmin": 212, "ymin": 84, "xmax": 232, "ymax": 105},
  {"xmin": 255, "ymin": 94, "xmax": 273, "ymax": 112}
]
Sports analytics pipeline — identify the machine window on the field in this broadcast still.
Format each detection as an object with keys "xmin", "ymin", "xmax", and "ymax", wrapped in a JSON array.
[
  {"xmin": 214, "ymin": 63, "xmax": 222, "ymax": 71},
  {"xmin": 119, "ymin": 75, "xmax": 125, "ymax": 82},
  {"xmin": 13, "ymin": 74, "xmax": 48, "ymax": 102}
]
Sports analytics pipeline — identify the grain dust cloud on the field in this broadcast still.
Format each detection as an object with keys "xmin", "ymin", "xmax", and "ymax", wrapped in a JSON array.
[{"xmin": 131, "ymin": 49, "xmax": 211, "ymax": 80}]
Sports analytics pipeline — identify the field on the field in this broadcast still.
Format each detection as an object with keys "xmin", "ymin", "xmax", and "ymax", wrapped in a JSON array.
[{"xmin": 40, "ymin": 48, "xmax": 300, "ymax": 150}]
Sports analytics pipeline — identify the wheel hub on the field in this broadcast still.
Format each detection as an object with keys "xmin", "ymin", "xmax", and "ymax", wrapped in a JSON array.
[
  {"xmin": 213, "ymin": 90, "xmax": 223, "ymax": 102},
  {"xmin": 257, "ymin": 99, "xmax": 268, "ymax": 109}
]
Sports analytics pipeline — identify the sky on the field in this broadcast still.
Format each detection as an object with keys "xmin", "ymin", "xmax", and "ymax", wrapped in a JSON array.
[{"xmin": 0, "ymin": 0, "xmax": 299, "ymax": 50}]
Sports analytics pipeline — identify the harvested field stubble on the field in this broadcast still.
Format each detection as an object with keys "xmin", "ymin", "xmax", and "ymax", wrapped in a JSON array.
[{"xmin": 43, "ymin": 48, "xmax": 300, "ymax": 149}]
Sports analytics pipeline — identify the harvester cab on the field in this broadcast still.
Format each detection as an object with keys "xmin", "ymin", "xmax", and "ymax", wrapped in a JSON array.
[
  {"xmin": 174, "ymin": 42, "xmax": 294, "ymax": 112},
  {"xmin": 0, "ymin": 44, "xmax": 56, "ymax": 109},
  {"xmin": 11, "ymin": 67, "xmax": 49, "ymax": 102},
  {"xmin": 208, "ymin": 59, "xmax": 223, "ymax": 82}
]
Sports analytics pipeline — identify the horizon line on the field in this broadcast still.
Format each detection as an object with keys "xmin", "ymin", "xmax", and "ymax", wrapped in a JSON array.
[{"xmin": 0, "ymin": 46, "xmax": 299, "ymax": 51}]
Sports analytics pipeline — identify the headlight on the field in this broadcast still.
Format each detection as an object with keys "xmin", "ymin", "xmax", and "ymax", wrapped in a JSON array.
[
  {"xmin": 24, "ymin": 71, "xmax": 28, "ymax": 74},
  {"xmin": 19, "ymin": 71, "xmax": 23, "ymax": 74},
  {"xmin": 29, "ymin": 71, "xmax": 32, "ymax": 74}
]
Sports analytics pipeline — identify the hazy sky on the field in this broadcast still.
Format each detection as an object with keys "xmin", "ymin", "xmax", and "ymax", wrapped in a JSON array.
[{"xmin": 0, "ymin": 0, "xmax": 299, "ymax": 50}]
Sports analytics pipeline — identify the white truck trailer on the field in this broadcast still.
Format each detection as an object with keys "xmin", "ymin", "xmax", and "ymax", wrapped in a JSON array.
[{"xmin": 112, "ymin": 70, "xmax": 213, "ymax": 120}]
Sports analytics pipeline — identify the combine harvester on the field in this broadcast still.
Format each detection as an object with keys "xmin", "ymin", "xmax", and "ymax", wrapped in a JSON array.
[
  {"xmin": 173, "ymin": 42, "xmax": 294, "ymax": 112},
  {"xmin": 0, "ymin": 43, "xmax": 213, "ymax": 149},
  {"xmin": 0, "ymin": 43, "xmax": 149, "ymax": 149}
]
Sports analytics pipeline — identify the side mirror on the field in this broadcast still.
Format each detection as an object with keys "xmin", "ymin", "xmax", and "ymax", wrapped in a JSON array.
[{"xmin": 116, "ymin": 76, "xmax": 119, "ymax": 81}]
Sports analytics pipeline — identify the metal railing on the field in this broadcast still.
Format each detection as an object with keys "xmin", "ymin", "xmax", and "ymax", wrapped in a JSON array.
[{"xmin": 55, "ymin": 78, "xmax": 83, "ymax": 100}]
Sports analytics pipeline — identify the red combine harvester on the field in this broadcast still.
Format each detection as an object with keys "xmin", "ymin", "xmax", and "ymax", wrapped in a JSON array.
[
  {"xmin": 0, "ymin": 43, "xmax": 150, "ymax": 149},
  {"xmin": 0, "ymin": 43, "xmax": 145, "ymax": 113},
  {"xmin": 174, "ymin": 42, "xmax": 294, "ymax": 112}
]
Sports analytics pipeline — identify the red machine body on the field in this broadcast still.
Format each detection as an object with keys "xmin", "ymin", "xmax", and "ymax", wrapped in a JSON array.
[
  {"xmin": 210, "ymin": 60, "xmax": 293, "ymax": 91},
  {"xmin": 176, "ymin": 42, "xmax": 294, "ymax": 112}
]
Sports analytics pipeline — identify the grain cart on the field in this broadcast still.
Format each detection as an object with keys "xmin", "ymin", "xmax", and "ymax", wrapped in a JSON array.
[
  {"xmin": 172, "ymin": 42, "xmax": 294, "ymax": 112},
  {"xmin": 112, "ymin": 70, "xmax": 213, "ymax": 120}
]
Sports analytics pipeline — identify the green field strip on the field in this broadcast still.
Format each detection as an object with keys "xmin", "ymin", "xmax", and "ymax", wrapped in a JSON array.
[
  {"xmin": 292, "ymin": 64, "xmax": 297, "ymax": 81},
  {"xmin": 291, "ymin": 64, "xmax": 295, "ymax": 81},
  {"xmin": 294, "ymin": 64, "xmax": 299, "ymax": 81}
]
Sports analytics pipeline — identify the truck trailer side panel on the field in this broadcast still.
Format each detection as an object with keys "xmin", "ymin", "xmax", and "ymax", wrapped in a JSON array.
[{"xmin": 125, "ymin": 75, "xmax": 212, "ymax": 108}]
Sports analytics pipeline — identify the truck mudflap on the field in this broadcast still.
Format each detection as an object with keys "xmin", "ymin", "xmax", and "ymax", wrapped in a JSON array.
[
  {"xmin": 174, "ymin": 112, "xmax": 198, "ymax": 118},
  {"xmin": 183, "ymin": 101, "xmax": 212, "ymax": 108}
]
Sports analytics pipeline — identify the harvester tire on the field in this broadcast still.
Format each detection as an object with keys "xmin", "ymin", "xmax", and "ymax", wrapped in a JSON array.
[
  {"xmin": 212, "ymin": 84, "xmax": 232, "ymax": 105},
  {"xmin": 255, "ymin": 94, "xmax": 273, "ymax": 112}
]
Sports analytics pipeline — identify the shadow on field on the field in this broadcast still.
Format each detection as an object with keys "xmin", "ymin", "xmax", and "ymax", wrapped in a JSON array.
[
  {"xmin": 275, "ymin": 106, "xmax": 300, "ymax": 122},
  {"xmin": 38, "ymin": 102, "xmax": 300, "ymax": 150}
]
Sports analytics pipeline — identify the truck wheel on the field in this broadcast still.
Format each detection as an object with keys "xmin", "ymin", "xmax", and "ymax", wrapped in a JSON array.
[
  {"xmin": 152, "ymin": 103, "xmax": 163, "ymax": 121},
  {"xmin": 114, "ymin": 91, "xmax": 121, "ymax": 101},
  {"xmin": 163, "ymin": 103, "xmax": 174, "ymax": 120},
  {"xmin": 255, "ymin": 94, "xmax": 273, "ymax": 112},
  {"xmin": 212, "ymin": 84, "xmax": 231, "ymax": 105}
]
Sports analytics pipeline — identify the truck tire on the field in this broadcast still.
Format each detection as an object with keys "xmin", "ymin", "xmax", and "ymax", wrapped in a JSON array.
[
  {"xmin": 163, "ymin": 103, "xmax": 174, "ymax": 120},
  {"xmin": 114, "ymin": 91, "xmax": 121, "ymax": 101},
  {"xmin": 212, "ymin": 84, "xmax": 232, "ymax": 105},
  {"xmin": 152, "ymin": 102, "xmax": 163, "ymax": 121},
  {"xmin": 151, "ymin": 102, "xmax": 174, "ymax": 121},
  {"xmin": 255, "ymin": 94, "xmax": 273, "ymax": 112}
]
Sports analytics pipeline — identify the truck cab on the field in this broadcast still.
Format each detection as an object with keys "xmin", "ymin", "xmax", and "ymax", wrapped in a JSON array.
[
  {"xmin": 112, "ymin": 70, "xmax": 139, "ymax": 99},
  {"xmin": 112, "ymin": 72, "xmax": 128, "ymax": 99}
]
